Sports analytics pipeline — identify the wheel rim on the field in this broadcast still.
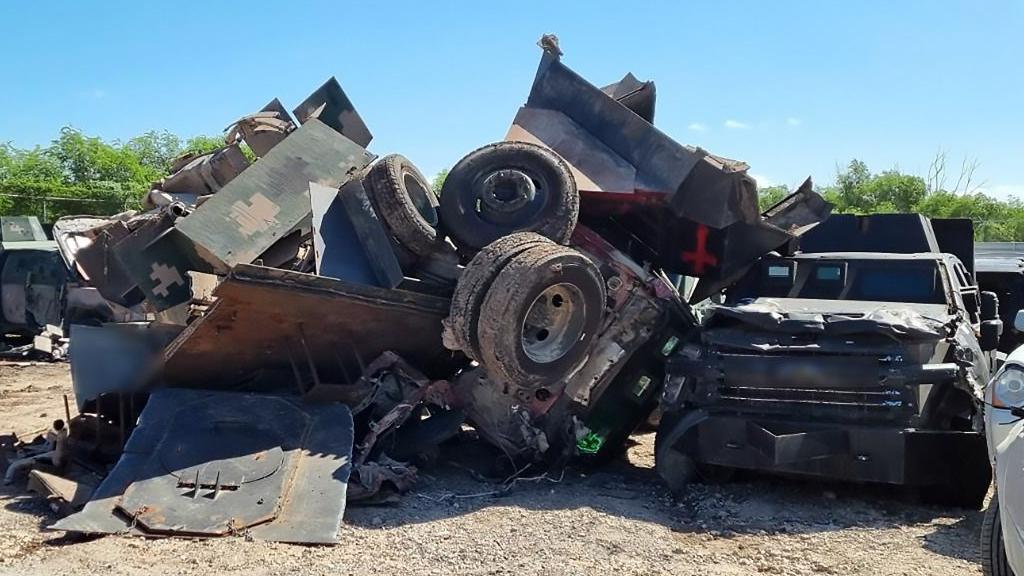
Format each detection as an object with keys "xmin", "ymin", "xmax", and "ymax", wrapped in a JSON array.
[
  {"xmin": 480, "ymin": 169, "xmax": 535, "ymax": 212},
  {"xmin": 474, "ymin": 168, "xmax": 545, "ymax": 226},
  {"xmin": 403, "ymin": 171, "xmax": 439, "ymax": 226},
  {"xmin": 521, "ymin": 282, "xmax": 587, "ymax": 363}
]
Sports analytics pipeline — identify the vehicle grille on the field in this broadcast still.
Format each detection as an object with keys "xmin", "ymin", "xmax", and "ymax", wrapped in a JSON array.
[{"xmin": 712, "ymin": 353, "xmax": 916, "ymax": 422}]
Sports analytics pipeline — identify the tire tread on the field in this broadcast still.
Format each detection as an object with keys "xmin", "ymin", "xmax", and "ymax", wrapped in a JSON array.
[{"xmin": 365, "ymin": 154, "xmax": 442, "ymax": 258}]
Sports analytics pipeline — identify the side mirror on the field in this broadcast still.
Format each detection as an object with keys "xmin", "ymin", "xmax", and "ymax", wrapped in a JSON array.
[
  {"xmin": 980, "ymin": 291, "xmax": 999, "ymax": 321},
  {"xmin": 981, "ymin": 319, "xmax": 1003, "ymax": 351},
  {"xmin": 1015, "ymin": 309, "xmax": 1024, "ymax": 332}
]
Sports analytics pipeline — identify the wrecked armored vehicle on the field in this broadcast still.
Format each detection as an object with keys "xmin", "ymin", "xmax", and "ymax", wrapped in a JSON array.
[
  {"xmin": 0, "ymin": 216, "xmax": 66, "ymax": 338},
  {"xmin": 658, "ymin": 215, "xmax": 999, "ymax": 508}
]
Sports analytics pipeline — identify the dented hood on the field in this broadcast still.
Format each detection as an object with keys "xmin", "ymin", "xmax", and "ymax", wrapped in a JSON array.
[{"xmin": 707, "ymin": 297, "xmax": 953, "ymax": 340}]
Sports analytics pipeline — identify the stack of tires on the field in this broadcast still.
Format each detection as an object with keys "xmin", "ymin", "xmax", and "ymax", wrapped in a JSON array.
[
  {"xmin": 438, "ymin": 142, "xmax": 605, "ymax": 392},
  {"xmin": 362, "ymin": 140, "xmax": 606, "ymax": 391}
]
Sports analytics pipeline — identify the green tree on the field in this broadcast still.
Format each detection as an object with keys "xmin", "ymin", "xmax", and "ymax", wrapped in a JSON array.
[
  {"xmin": 758, "ymin": 185, "xmax": 790, "ymax": 211},
  {"xmin": 184, "ymin": 135, "xmax": 228, "ymax": 157},
  {"xmin": 125, "ymin": 131, "xmax": 183, "ymax": 174},
  {"xmin": 864, "ymin": 170, "xmax": 926, "ymax": 213},
  {"xmin": 50, "ymin": 127, "xmax": 156, "ymax": 187},
  {"xmin": 432, "ymin": 168, "xmax": 449, "ymax": 194},
  {"xmin": 823, "ymin": 158, "xmax": 1024, "ymax": 241},
  {"xmin": 0, "ymin": 127, "xmax": 226, "ymax": 222},
  {"xmin": 834, "ymin": 159, "xmax": 871, "ymax": 211}
]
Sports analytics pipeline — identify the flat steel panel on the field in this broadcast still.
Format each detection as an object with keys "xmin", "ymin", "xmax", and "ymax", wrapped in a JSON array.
[
  {"xmin": 175, "ymin": 119, "xmax": 374, "ymax": 273},
  {"xmin": 54, "ymin": 389, "xmax": 354, "ymax": 544},
  {"xmin": 160, "ymin": 264, "xmax": 452, "ymax": 385}
]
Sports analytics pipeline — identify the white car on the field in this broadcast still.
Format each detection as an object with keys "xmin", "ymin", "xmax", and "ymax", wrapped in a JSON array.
[{"xmin": 982, "ymin": 310, "xmax": 1024, "ymax": 575}]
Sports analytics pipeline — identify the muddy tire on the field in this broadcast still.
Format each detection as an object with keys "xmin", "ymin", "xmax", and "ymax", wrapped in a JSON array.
[
  {"xmin": 439, "ymin": 141, "xmax": 578, "ymax": 253},
  {"xmin": 476, "ymin": 244, "xmax": 604, "ymax": 389},
  {"xmin": 365, "ymin": 154, "xmax": 443, "ymax": 258},
  {"xmin": 982, "ymin": 495, "xmax": 1014, "ymax": 576},
  {"xmin": 442, "ymin": 232, "xmax": 553, "ymax": 359}
]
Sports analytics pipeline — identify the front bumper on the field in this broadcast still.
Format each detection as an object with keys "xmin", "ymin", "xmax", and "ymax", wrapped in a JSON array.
[{"xmin": 664, "ymin": 411, "xmax": 986, "ymax": 486}]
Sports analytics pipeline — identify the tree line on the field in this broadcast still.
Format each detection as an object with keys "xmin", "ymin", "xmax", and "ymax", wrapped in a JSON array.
[
  {"xmin": 2, "ymin": 128, "xmax": 1022, "ymax": 241},
  {"xmin": 0, "ymin": 128, "xmax": 223, "ymax": 222},
  {"xmin": 759, "ymin": 158, "xmax": 1024, "ymax": 241}
]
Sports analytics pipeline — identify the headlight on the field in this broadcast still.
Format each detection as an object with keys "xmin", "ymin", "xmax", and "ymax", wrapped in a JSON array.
[{"xmin": 993, "ymin": 366, "xmax": 1024, "ymax": 407}]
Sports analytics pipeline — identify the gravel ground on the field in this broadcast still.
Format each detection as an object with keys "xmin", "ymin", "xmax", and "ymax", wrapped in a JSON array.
[{"xmin": 0, "ymin": 361, "xmax": 986, "ymax": 575}]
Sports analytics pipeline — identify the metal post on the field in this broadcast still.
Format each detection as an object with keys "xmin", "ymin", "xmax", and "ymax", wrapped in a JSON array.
[{"xmin": 63, "ymin": 394, "xmax": 72, "ymax": 428}]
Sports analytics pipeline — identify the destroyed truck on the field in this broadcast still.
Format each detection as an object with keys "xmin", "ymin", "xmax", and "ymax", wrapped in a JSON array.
[
  {"xmin": 431, "ymin": 38, "xmax": 830, "ymax": 465},
  {"xmin": 658, "ymin": 214, "xmax": 999, "ymax": 508}
]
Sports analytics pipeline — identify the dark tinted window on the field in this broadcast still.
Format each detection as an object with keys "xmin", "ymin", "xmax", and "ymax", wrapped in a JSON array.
[
  {"xmin": 816, "ymin": 266, "xmax": 842, "ymax": 280},
  {"xmin": 845, "ymin": 264, "xmax": 943, "ymax": 303},
  {"xmin": 729, "ymin": 259, "xmax": 945, "ymax": 304}
]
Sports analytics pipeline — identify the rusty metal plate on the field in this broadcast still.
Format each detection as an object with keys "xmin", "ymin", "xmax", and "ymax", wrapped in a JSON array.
[
  {"xmin": 174, "ymin": 119, "xmax": 374, "ymax": 273},
  {"xmin": 160, "ymin": 264, "xmax": 453, "ymax": 385},
  {"xmin": 161, "ymin": 144, "xmax": 250, "ymax": 196},
  {"xmin": 71, "ymin": 220, "xmax": 140, "ymax": 305},
  {"xmin": 53, "ymin": 389, "xmax": 354, "ymax": 544},
  {"xmin": 238, "ymin": 98, "xmax": 296, "ymax": 158}
]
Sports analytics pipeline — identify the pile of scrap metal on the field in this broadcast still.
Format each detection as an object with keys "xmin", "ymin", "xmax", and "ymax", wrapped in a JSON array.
[{"xmin": 18, "ymin": 37, "xmax": 828, "ymax": 545}]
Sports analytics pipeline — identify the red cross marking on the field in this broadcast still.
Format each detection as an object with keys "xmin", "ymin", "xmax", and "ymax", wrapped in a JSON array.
[{"xmin": 681, "ymin": 224, "xmax": 718, "ymax": 275}]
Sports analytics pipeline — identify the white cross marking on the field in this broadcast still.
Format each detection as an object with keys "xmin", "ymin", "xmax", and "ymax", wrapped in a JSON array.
[{"xmin": 149, "ymin": 262, "xmax": 185, "ymax": 298}]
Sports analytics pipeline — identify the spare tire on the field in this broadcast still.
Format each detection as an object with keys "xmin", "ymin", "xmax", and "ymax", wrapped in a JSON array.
[
  {"xmin": 364, "ymin": 154, "xmax": 443, "ymax": 258},
  {"xmin": 476, "ymin": 244, "xmax": 605, "ymax": 388},
  {"xmin": 442, "ymin": 232, "xmax": 553, "ymax": 359},
  {"xmin": 439, "ymin": 141, "xmax": 578, "ymax": 253}
]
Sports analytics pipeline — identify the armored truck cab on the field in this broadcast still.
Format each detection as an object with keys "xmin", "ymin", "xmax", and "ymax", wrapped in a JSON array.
[{"xmin": 658, "ymin": 229, "xmax": 999, "ymax": 508}]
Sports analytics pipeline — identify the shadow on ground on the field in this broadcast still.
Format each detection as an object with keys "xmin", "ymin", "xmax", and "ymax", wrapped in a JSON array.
[
  {"xmin": 341, "ymin": 432, "xmax": 983, "ymax": 562},
  {"xmin": 2, "ymin": 431, "xmax": 983, "ymax": 562}
]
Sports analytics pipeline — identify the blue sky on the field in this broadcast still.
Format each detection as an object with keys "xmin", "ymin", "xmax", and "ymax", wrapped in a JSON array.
[{"xmin": 1, "ymin": 1, "xmax": 1021, "ymax": 198}]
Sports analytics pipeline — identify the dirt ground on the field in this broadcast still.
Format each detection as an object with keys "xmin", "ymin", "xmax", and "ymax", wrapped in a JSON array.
[{"xmin": 0, "ymin": 361, "xmax": 986, "ymax": 576}]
